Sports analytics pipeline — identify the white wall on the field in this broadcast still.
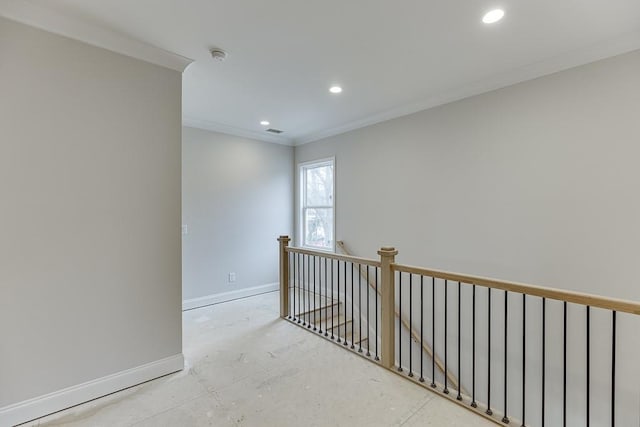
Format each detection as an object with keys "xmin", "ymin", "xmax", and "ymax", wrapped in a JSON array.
[
  {"xmin": 296, "ymin": 49, "xmax": 640, "ymax": 301},
  {"xmin": 182, "ymin": 127, "xmax": 293, "ymax": 308},
  {"xmin": 0, "ymin": 17, "xmax": 183, "ymax": 424},
  {"xmin": 295, "ymin": 49, "xmax": 640, "ymax": 425}
]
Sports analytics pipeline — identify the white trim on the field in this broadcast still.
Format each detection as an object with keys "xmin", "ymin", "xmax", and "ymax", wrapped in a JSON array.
[
  {"xmin": 0, "ymin": 354, "xmax": 184, "ymax": 427},
  {"xmin": 296, "ymin": 30, "xmax": 640, "ymax": 145},
  {"xmin": 182, "ymin": 283, "xmax": 279, "ymax": 311},
  {"xmin": 183, "ymin": 117, "xmax": 294, "ymax": 146},
  {"xmin": 0, "ymin": 1, "xmax": 192, "ymax": 72},
  {"xmin": 298, "ymin": 157, "xmax": 336, "ymax": 252}
]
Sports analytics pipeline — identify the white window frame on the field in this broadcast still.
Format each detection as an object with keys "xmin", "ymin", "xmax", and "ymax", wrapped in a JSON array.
[{"xmin": 298, "ymin": 157, "xmax": 335, "ymax": 252}]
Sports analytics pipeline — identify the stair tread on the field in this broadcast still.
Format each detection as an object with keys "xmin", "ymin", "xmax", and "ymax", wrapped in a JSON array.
[
  {"xmin": 294, "ymin": 312, "xmax": 372, "ymax": 347},
  {"xmin": 295, "ymin": 303, "xmax": 339, "ymax": 317},
  {"xmin": 329, "ymin": 320, "xmax": 368, "ymax": 342},
  {"xmin": 290, "ymin": 287, "xmax": 336, "ymax": 298}
]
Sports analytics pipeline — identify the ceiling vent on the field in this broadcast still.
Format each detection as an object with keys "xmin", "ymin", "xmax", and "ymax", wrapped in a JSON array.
[{"xmin": 266, "ymin": 128, "xmax": 284, "ymax": 134}]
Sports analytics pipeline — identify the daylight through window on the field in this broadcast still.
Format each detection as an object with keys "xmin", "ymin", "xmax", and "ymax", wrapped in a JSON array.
[{"xmin": 300, "ymin": 159, "xmax": 334, "ymax": 251}]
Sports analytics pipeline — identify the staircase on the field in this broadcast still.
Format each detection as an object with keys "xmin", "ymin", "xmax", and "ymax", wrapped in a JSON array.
[
  {"xmin": 290, "ymin": 287, "xmax": 370, "ymax": 350},
  {"xmin": 336, "ymin": 240, "xmax": 461, "ymax": 391},
  {"xmin": 278, "ymin": 235, "xmax": 640, "ymax": 426}
]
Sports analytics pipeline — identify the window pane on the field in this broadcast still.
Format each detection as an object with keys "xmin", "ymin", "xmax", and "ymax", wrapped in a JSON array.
[
  {"xmin": 305, "ymin": 164, "xmax": 333, "ymax": 207},
  {"xmin": 304, "ymin": 208, "xmax": 333, "ymax": 249}
]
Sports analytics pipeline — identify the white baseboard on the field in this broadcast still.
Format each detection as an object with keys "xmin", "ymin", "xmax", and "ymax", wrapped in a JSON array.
[
  {"xmin": 0, "ymin": 353, "xmax": 184, "ymax": 427},
  {"xmin": 182, "ymin": 282, "xmax": 279, "ymax": 311}
]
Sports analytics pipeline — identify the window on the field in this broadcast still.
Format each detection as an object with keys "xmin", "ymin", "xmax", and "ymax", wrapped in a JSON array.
[{"xmin": 300, "ymin": 158, "xmax": 334, "ymax": 251}]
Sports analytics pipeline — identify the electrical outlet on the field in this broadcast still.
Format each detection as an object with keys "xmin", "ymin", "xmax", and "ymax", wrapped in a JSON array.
[
  {"xmin": 181, "ymin": 224, "xmax": 188, "ymax": 235},
  {"xmin": 228, "ymin": 272, "xmax": 236, "ymax": 283}
]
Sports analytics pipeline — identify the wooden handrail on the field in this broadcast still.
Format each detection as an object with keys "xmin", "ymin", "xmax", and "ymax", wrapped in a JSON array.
[
  {"xmin": 280, "ymin": 236, "xmax": 640, "ymax": 425},
  {"xmin": 286, "ymin": 246, "xmax": 381, "ymax": 267},
  {"xmin": 393, "ymin": 263, "xmax": 640, "ymax": 315},
  {"xmin": 337, "ymin": 241, "xmax": 464, "ymax": 393}
]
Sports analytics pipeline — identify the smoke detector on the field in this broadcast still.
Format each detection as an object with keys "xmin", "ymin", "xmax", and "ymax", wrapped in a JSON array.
[{"xmin": 209, "ymin": 48, "xmax": 228, "ymax": 62}]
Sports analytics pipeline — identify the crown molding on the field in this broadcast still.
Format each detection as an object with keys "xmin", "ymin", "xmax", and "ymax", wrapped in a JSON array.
[
  {"xmin": 183, "ymin": 116, "xmax": 294, "ymax": 146},
  {"xmin": 0, "ymin": 0, "xmax": 192, "ymax": 72},
  {"xmin": 296, "ymin": 29, "xmax": 640, "ymax": 145}
]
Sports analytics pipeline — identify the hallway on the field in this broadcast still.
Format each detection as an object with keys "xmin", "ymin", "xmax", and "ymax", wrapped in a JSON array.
[{"xmin": 25, "ymin": 292, "xmax": 493, "ymax": 426}]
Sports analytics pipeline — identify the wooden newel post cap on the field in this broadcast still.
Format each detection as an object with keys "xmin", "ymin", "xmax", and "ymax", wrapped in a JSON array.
[
  {"xmin": 278, "ymin": 235, "xmax": 291, "ymax": 242},
  {"xmin": 378, "ymin": 247, "xmax": 398, "ymax": 256}
]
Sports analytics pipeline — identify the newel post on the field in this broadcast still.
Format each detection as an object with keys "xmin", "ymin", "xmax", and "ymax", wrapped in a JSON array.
[
  {"xmin": 278, "ymin": 235, "xmax": 291, "ymax": 319},
  {"xmin": 378, "ymin": 246, "xmax": 398, "ymax": 369}
]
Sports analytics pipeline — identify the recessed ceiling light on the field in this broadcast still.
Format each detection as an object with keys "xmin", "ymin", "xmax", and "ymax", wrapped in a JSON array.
[
  {"xmin": 329, "ymin": 86, "xmax": 343, "ymax": 94},
  {"xmin": 260, "ymin": 120, "xmax": 270, "ymax": 126},
  {"xmin": 482, "ymin": 9, "xmax": 505, "ymax": 24}
]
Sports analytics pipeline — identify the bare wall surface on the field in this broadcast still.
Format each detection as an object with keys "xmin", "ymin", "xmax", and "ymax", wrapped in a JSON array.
[
  {"xmin": 0, "ymin": 16, "xmax": 182, "ymax": 412},
  {"xmin": 296, "ymin": 49, "xmax": 640, "ymax": 302},
  {"xmin": 182, "ymin": 127, "xmax": 293, "ymax": 302},
  {"xmin": 295, "ymin": 49, "xmax": 640, "ymax": 426}
]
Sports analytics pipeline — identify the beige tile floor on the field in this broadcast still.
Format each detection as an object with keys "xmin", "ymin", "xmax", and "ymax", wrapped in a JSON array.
[{"xmin": 23, "ymin": 292, "xmax": 494, "ymax": 427}]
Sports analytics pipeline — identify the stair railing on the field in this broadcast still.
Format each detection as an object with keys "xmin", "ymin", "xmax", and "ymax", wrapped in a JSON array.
[
  {"xmin": 277, "ymin": 236, "xmax": 640, "ymax": 426},
  {"xmin": 337, "ymin": 240, "xmax": 463, "ymax": 393}
]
